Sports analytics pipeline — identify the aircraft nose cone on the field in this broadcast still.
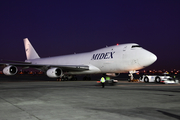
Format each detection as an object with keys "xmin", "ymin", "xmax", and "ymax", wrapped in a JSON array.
[
  {"xmin": 149, "ymin": 53, "xmax": 157, "ymax": 63},
  {"xmin": 138, "ymin": 50, "xmax": 157, "ymax": 68}
]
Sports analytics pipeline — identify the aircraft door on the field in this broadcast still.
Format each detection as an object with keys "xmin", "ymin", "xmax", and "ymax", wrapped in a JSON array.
[
  {"xmin": 122, "ymin": 46, "xmax": 127, "ymax": 59},
  {"xmin": 123, "ymin": 46, "xmax": 127, "ymax": 52}
]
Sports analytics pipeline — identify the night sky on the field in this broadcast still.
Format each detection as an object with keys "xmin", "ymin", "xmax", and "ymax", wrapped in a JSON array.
[{"xmin": 0, "ymin": 0, "xmax": 180, "ymax": 71}]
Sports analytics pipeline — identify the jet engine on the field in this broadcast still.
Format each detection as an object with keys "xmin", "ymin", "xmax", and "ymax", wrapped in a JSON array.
[
  {"xmin": 105, "ymin": 73, "xmax": 120, "ymax": 77},
  {"xmin": 46, "ymin": 68, "xmax": 63, "ymax": 78},
  {"xmin": 3, "ymin": 66, "xmax": 18, "ymax": 75}
]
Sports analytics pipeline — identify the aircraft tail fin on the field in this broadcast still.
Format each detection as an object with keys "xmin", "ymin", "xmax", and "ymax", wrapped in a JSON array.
[{"xmin": 23, "ymin": 38, "xmax": 40, "ymax": 60}]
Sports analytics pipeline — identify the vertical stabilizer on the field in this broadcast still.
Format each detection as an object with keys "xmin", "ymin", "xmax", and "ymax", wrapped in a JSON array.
[{"xmin": 23, "ymin": 38, "xmax": 40, "ymax": 60}]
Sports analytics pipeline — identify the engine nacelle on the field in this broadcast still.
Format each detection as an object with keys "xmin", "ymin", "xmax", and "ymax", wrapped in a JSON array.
[
  {"xmin": 105, "ymin": 73, "xmax": 120, "ymax": 77},
  {"xmin": 3, "ymin": 66, "xmax": 18, "ymax": 75},
  {"xmin": 46, "ymin": 68, "xmax": 63, "ymax": 78}
]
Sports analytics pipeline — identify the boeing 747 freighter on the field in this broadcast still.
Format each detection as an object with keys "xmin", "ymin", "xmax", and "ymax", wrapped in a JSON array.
[{"xmin": 0, "ymin": 38, "xmax": 157, "ymax": 80}]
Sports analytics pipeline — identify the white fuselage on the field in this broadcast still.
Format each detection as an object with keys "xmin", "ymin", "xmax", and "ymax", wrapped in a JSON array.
[{"xmin": 27, "ymin": 43, "xmax": 157, "ymax": 74}]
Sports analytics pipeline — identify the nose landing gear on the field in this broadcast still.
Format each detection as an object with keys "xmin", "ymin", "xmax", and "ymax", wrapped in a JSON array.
[{"xmin": 128, "ymin": 70, "xmax": 139, "ymax": 82}]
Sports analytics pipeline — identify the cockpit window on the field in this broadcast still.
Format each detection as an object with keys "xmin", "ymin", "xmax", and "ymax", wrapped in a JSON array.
[{"xmin": 131, "ymin": 45, "xmax": 142, "ymax": 48}]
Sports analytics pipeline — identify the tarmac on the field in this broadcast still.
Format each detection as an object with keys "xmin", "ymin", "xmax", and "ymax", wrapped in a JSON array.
[{"xmin": 0, "ymin": 75, "xmax": 180, "ymax": 120}]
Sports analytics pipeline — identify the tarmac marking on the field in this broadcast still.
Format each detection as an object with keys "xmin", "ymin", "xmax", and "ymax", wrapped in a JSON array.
[
  {"xmin": 117, "ymin": 84, "xmax": 180, "ymax": 87},
  {"xmin": 0, "ymin": 96, "xmax": 41, "ymax": 120}
]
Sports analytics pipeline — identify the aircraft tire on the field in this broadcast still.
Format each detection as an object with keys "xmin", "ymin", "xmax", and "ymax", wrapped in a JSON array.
[
  {"xmin": 83, "ymin": 76, "xmax": 91, "ymax": 81},
  {"xmin": 83, "ymin": 76, "xmax": 87, "ymax": 81},
  {"xmin": 62, "ymin": 77, "xmax": 68, "ymax": 81},
  {"xmin": 72, "ymin": 77, "xmax": 77, "ymax": 81},
  {"xmin": 88, "ymin": 77, "xmax": 91, "ymax": 81}
]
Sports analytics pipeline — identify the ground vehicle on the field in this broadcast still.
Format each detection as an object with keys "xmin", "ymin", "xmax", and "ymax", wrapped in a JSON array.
[
  {"xmin": 160, "ymin": 77, "xmax": 176, "ymax": 84},
  {"xmin": 139, "ymin": 75, "xmax": 172, "ymax": 83}
]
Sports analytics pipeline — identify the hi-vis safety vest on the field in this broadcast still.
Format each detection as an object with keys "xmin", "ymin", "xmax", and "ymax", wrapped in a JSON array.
[{"xmin": 100, "ymin": 77, "xmax": 105, "ymax": 83}]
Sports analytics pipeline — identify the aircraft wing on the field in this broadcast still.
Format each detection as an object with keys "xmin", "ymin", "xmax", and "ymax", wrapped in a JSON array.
[{"xmin": 0, "ymin": 63, "xmax": 89, "ymax": 71}]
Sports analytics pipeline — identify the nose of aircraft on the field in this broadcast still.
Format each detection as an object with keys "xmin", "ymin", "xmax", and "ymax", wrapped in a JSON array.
[
  {"xmin": 138, "ymin": 50, "xmax": 157, "ymax": 67},
  {"xmin": 149, "ymin": 52, "xmax": 157, "ymax": 64}
]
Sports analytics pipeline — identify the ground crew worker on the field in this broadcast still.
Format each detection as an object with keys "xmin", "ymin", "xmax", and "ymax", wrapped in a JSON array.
[
  {"xmin": 100, "ymin": 76, "xmax": 105, "ymax": 88},
  {"xmin": 106, "ymin": 76, "xmax": 110, "ymax": 81},
  {"xmin": 173, "ymin": 75, "xmax": 176, "ymax": 80}
]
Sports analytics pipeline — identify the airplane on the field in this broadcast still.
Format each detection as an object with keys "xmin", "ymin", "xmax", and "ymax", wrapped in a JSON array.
[{"xmin": 0, "ymin": 38, "xmax": 157, "ymax": 80}]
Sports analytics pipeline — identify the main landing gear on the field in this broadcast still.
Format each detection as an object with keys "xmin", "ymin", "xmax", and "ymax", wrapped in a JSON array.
[{"xmin": 57, "ymin": 75, "xmax": 77, "ymax": 81}]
